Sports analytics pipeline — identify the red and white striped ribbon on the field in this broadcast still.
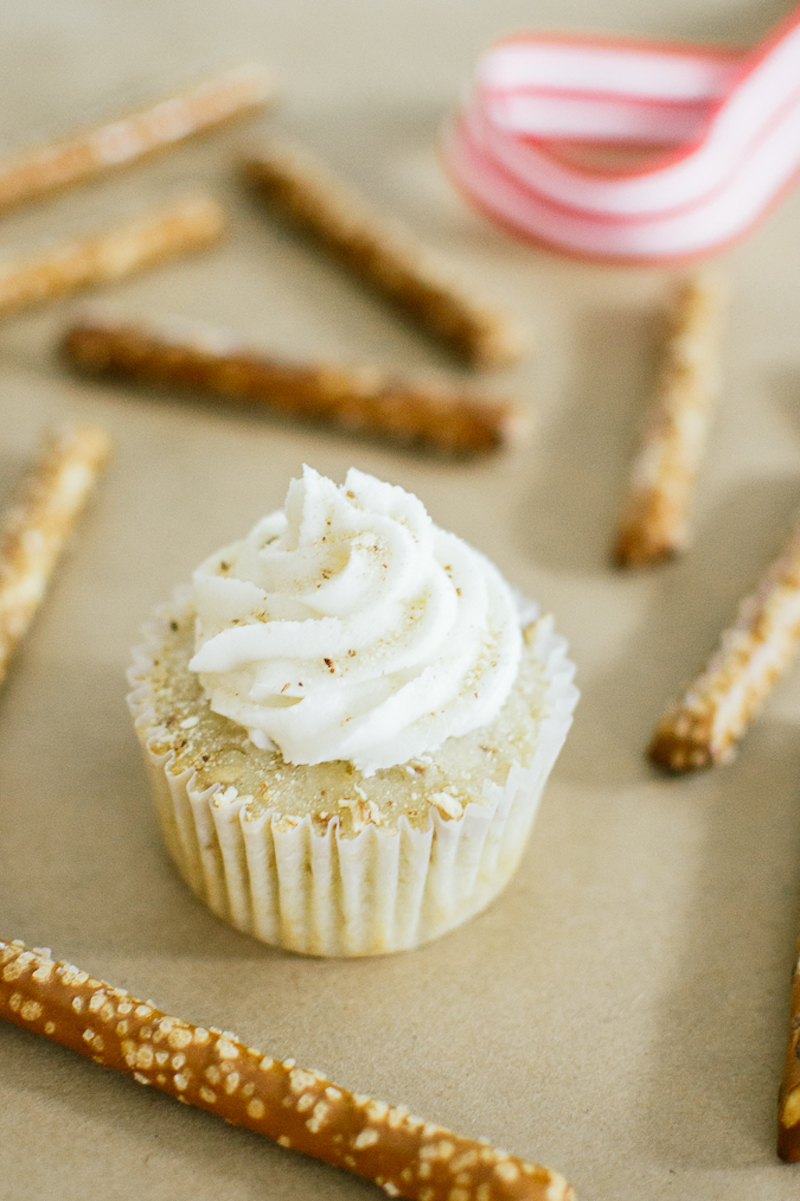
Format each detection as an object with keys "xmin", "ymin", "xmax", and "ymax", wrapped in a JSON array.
[{"xmin": 443, "ymin": 8, "xmax": 800, "ymax": 262}]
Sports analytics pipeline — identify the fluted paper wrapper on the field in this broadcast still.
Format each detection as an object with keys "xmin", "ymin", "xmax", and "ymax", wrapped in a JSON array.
[{"xmin": 127, "ymin": 596, "xmax": 577, "ymax": 956}]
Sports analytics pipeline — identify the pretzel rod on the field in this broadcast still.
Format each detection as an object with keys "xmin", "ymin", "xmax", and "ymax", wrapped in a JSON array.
[
  {"xmin": 62, "ymin": 318, "xmax": 524, "ymax": 456},
  {"xmin": 243, "ymin": 141, "xmax": 522, "ymax": 368},
  {"xmin": 0, "ymin": 195, "xmax": 225, "ymax": 318},
  {"xmin": 0, "ymin": 64, "xmax": 273, "ymax": 214},
  {"xmin": 778, "ymin": 923, "xmax": 800, "ymax": 1160},
  {"xmin": 0, "ymin": 423, "xmax": 112, "ymax": 688},
  {"xmin": 649, "ymin": 524, "xmax": 800, "ymax": 772},
  {"xmin": 613, "ymin": 276, "xmax": 726, "ymax": 567},
  {"xmin": 0, "ymin": 940, "xmax": 573, "ymax": 1201}
]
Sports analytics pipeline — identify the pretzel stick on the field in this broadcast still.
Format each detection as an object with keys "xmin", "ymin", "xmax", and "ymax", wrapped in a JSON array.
[
  {"xmin": 0, "ymin": 940, "xmax": 573, "ymax": 1201},
  {"xmin": 0, "ymin": 424, "xmax": 112, "ymax": 688},
  {"xmin": 613, "ymin": 276, "xmax": 726, "ymax": 567},
  {"xmin": 0, "ymin": 64, "xmax": 272, "ymax": 214},
  {"xmin": 243, "ymin": 141, "xmax": 522, "ymax": 368},
  {"xmin": 0, "ymin": 195, "xmax": 225, "ymax": 318},
  {"xmin": 778, "ymin": 923, "xmax": 800, "ymax": 1160},
  {"xmin": 649, "ymin": 524, "xmax": 800, "ymax": 772},
  {"xmin": 62, "ymin": 317, "xmax": 524, "ymax": 456}
]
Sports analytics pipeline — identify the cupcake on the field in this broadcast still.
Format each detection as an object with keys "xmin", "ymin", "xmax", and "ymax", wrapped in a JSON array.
[{"xmin": 128, "ymin": 466, "xmax": 577, "ymax": 955}]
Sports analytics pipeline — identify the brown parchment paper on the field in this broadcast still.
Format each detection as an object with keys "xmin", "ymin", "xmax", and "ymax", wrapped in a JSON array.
[{"xmin": 2, "ymin": 2, "xmax": 800, "ymax": 1199}]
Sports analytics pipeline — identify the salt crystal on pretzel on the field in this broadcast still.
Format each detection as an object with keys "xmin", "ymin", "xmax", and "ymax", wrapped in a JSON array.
[
  {"xmin": 613, "ymin": 275, "xmax": 726, "ymax": 567},
  {"xmin": 0, "ymin": 194, "xmax": 226, "ymax": 318},
  {"xmin": 778, "ymin": 923, "xmax": 800, "ymax": 1160},
  {"xmin": 0, "ymin": 423, "xmax": 112, "ymax": 688},
  {"xmin": 0, "ymin": 63, "xmax": 273, "ymax": 214},
  {"xmin": 243, "ymin": 139, "xmax": 522, "ymax": 368},
  {"xmin": 62, "ymin": 316, "xmax": 525, "ymax": 456},
  {"xmin": 649, "ymin": 523, "xmax": 800, "ymax": 772},
  {"xmin": 0, "ymin": 939, "xmax": 574, "ymax": 1201}
]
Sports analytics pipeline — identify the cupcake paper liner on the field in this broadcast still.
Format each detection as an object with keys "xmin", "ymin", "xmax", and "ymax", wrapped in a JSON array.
[{"xmin": 127, "ymin": 593, "xmax": 578, "ymax": 956}]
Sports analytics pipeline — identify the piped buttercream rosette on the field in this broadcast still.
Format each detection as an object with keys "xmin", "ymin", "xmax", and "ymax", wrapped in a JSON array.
[{"xmin": 190, "ymin": 466, "xmax": 521, "ymax": 775}]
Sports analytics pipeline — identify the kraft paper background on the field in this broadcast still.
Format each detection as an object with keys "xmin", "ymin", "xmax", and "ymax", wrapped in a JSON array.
[{"xmin": 1, "ymin": 2, "xmax": 800, "ymax": 1198}]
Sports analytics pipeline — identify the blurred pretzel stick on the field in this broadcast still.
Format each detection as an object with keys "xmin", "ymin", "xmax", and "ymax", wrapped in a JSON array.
[
  {"xmin": 613, "ymin": 276, "xmax": 726, "ymax": 567},
  {"xmin": 243, "ymin": 140, "xmax": 522, "ymax": 367},
  {"xmin": 649, "ymin": 524, "xmax": 800, "ymax": 772},
  {"xmin": 0, "ymin": 64, "xmax": 272, "ymax": 214},
  {"xmin": 62, "ymin": 317, "xmax": 525, "ymax": 456},
  {"xmin": 0, "ymin": 424, "xmax": 112, "ymax": 688},
  {"xmin": 0, "ymin": 194, "xmax": 225, "ymax": 318},
  {"xmin": 778, "ymin": 923, "xmax": 800, "ymax": 1160},
  {"xmin": 0, "ymin": 939, "xmax": 574, "ymax": 1201}
]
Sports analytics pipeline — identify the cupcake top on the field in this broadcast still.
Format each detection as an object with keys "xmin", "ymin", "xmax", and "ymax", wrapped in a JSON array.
[{"xmin": 189, "ymin": 465, "xmax": 522, "ymax": 775}]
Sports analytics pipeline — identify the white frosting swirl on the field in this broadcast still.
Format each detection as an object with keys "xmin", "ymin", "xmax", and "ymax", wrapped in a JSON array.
[{"xmin": 189, "ymin": 466, "xmax": 522, "ymax": 774}]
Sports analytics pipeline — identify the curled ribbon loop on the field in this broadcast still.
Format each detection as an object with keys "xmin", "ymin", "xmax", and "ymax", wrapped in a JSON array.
[{"xmin": 443, "ymin": 9, "xmax": 800, "ymax": 262}]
